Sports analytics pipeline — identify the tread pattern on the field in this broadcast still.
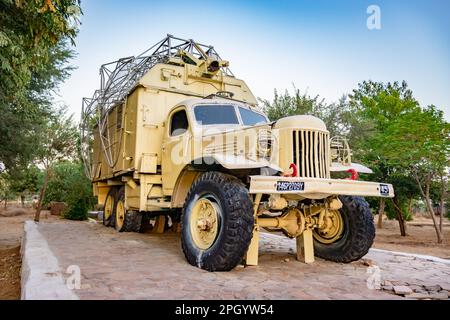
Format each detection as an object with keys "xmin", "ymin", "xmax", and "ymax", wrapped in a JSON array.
[
  {"xmin": 314, "ymin": 196, "xmax": 375, "ymax": 263},
  {"xmin": 122, "ymin": 211, "xmax": 143, "ymax": 233},
  {"xmin": 115, "ymin": 187, "xmax": 143, "ymax": 233},
  {"xmin": 181, "ymin": 171, "xmax": 254, "ymax": 271}
]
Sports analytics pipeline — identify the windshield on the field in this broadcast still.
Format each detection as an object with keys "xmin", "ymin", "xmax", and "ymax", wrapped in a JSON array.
[
  {"xmin": 194, "ymin": 105, "xmax": 239, "ymax": 125},
  {"xmin": 239, "ymin": 107, "xmax": 268, "ymax": 126}
]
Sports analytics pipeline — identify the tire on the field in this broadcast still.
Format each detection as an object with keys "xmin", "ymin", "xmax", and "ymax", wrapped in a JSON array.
[
  {"xmin": 313, "ymin": 196, "xmax": 375, "ymax": 263},
  {"xmin": 103, "ymin": 188, "xmax": 117, "ymax": 227},
  {"xmin": 181, "ymin": 172, "xmax": 254, "ymax": 272},
  {"xmin": 114, "ymin": 187, "xmax": 142, "ymax": 232}
]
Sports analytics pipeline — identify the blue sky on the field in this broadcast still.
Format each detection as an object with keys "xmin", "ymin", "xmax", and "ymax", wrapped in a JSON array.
[{"xmin": 57, "ymin": 0, "xmax": 450, "ymax": 121}]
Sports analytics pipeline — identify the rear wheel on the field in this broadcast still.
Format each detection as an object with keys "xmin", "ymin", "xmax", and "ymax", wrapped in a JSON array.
[
  {"xmin": 103, "ymin": 188, "xmax": 116, "ymax": 227},
  {"xmin": 181, "ymin": 172, "xmax": 254, "ymax": 272},
  {"xmin": 114, "ymin": 187, "xmax": 142, "ymax": 232},
  {"xmin": 313, "ymin": 196, "xmax": 375, "ymax": 263}
]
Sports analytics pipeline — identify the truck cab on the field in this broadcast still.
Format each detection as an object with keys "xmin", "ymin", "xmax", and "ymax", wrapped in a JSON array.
[{"xmin": 162, "ymin": 97, "xmax": 271, "ymax": 193}]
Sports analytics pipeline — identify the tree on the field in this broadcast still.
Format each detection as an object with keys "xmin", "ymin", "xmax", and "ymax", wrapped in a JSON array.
[
  {"xmin": 0, "ymin": 0, "xmax": 81, "ymax": 170},
  {"xmin": 8, "ymin": 165, "xmax": 42, "ymax": 207},
  {"xmin": 34, "ymin": 107, "xmax": 78, "ymax": 222},
  {"xmin": 0, "ymin": 0, "xmax": 80, "ymax": 103},
  {"xmin": 348, "ymin": 81, "xmax": 421, "ymax": 236},
  {"xmin": 0, "ymin": 172, "xmax": 12, "ymax": 208},
  {"xmin": 259, "ymin": 87, "xmax": 353, "ymax": 137},
  {"xmin": 376, "ymin": 106, "xmax": 449, "ymax": 243},
  {"xmin": 261, "ymin": 81, "xmax": 448, "ymax": 242}
]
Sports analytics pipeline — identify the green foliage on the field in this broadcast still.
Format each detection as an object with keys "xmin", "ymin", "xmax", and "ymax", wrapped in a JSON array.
[
  {"xmin": 259, "ymin": 87, "xmax": 352, "ymax": 137},
  {"xmin": 44, "ymin": 161, "xmax": 95, "ymax": 220},
  {"xmin": 8, "ymin": 165, "xmax": 42, "ymax": 201},
  {"xmin": 260, "ymin": 88, "xmax": 326, "ymax": 121},
  {"xmin": 262, "ymin": 80, "xmax": 448, "ymax": 228},
  {"xmin": 35, "ymin": 106, "xmax": 79, "ymax": 168},
  {"xmin": 0, "ymin": 0, "xmax": 81, "ymax": 102},
  {"xmin": 0, "ymin": 0, "xmax": 81, "ymax": 170},
  {"xmin": 376, "ymin": 106, "xmax": 449, "ymax": 173},
  {"xmin": 35, "ymin": 108, "xmax": 82, "ymax": 219},
  {"xmin": 347, "ymin": 81, "xmax": 428, "ymax": 221},
  {"xmin": 348, "ymin": 80, "xmax": 420, "ymax": 159},
  {"xmin": 0, "ymin": 172, "xmax": 11, "ymax": 201},
  {"xmin": 385, "ymin": 199, "xmax": 413, "ymax": 221}
]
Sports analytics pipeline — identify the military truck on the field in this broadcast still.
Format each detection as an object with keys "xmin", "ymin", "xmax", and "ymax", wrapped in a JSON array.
[{"xmin": 81, "ymin": 35, "xmax": 394, "ymax": 271}]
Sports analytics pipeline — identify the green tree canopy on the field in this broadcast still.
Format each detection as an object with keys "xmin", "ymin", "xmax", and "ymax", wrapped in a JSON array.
[
  {"xmin": 259, "ymin": 87, "xmax": 352, "ymax": 137},
  {"xmin": 0, "ymin": 0, "xmax": 81, "ymax": 169},
  {"xmin": 261, "ymin": 80, "xmax": 448, "ymax": 240}
]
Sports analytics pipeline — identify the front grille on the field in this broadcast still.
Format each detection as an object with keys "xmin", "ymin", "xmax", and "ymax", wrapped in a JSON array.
[{"xmin": 292, "ymin": 130, "xmax": 330, "ymax": 179}]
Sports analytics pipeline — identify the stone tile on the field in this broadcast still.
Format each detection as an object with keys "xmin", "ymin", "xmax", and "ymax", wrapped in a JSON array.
[
  {"xmin": 29, "ymin": 221, "xmax": 450, "ymax": 300},
  {"xmin": 424, "ymin": 285, "xmax": 441, "ymax": 291},
  {"xmin": 409, "ymin": 285, "xmax": 424, "ymax": 292},
  {"xmin": 429, "ymin": 292, "xmax": 449, "ymax": 300},
  {"xmin": 408, "ymin": 292, "xmax": 431, "ymax": 300},
  {"xmin": 393, "ymin": 286, "xmax": 413, "ymax": 295}
]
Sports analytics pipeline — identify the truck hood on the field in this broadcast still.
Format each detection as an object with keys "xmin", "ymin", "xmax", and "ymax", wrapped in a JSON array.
[{"xmin": 273, "ymin": 115, "xmax": 327, "ymax": 132}]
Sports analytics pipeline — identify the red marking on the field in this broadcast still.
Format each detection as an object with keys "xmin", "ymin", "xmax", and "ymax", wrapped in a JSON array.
[
  {"xmin": 346, "ymin": 169, "xmax": 359, "ymax": 180},
  {"xmin": 290, "ymin": 163, "xmax": 298, "ymax": 177},
  {"xmin": 282, "ymin": 163, "xmax": 298, "ymax": 177}
]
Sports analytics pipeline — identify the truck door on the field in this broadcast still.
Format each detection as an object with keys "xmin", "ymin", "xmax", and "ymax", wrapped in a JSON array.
[{"xmin": 162, "ymin": 107, "xmax": 191, "ymax": 194}]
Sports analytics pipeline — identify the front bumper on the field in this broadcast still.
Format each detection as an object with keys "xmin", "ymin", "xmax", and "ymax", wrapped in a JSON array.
[{"xmin": 249, "ymin": 176, "xmax": 394, "ymax": 199}]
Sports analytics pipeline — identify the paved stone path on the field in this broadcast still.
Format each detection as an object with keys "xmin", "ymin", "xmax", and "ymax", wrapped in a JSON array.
[{"xmin": 32, "ymin": 220, "xmax": 450, "ymax": 300}]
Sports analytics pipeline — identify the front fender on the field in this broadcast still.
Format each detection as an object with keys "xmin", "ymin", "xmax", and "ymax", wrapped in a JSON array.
[
  {"xmin": 197, "ymin": 154, "xmax": 283, "ymax": 172},
  {"xmin": 330, "ymin": 162, "xmax": 373, "ymax": 174}
]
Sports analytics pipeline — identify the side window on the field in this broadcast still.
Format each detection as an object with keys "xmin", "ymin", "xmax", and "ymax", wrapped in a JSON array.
[{"xmin": 170, "ymin": 109, "xmax": 189, "ymax": 136}]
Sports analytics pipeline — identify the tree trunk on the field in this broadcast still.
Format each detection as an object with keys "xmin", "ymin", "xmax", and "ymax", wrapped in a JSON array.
[
  {"xmin": 3, "ymin": 197, "xmax": 6, "ymax": 209},
  {"xmin": 413, "ymin": 173, "xmax": 443, "ymax": 243},
  {"xmin": 423, "ymin": 195, "xmax": 443, "ymax": 243},
  {"xmin": 440, "ymin": 178, "xmax": 446, "ymax": 234},
  {"xmin": 377, "ymin": 198, "xmax": 385, "ymax": 229},
  {"xmin": 391, "ymin": 197, "xmax": 406, "ymax": 236},
  {"xmin": 34, "ymin": 169, "xmax": 50, "ymax": 222},
  {"xmin": 20, "ymin": 194, "xmax": 25, "ymax": 208}
]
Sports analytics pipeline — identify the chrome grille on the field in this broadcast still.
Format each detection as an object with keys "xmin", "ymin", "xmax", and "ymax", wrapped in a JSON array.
[{"xmin": 292, "ymin": 130, "xmax": 330, "ymax": 179}]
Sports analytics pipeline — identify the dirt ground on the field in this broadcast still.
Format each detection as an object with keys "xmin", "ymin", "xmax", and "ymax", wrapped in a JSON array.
[
  {"xmin": 0, "ymin": 246, "xmax": 21, "ymax": 299},
  {"xmin": 0, "ymin": 204, "xmax": 449, "ymax": 300},
  {"xmin": 0, "ymin": 206, "xmax": 57, "ymax": 300},
  {"xmin": 373, "ymin": 216, "xmax": 450, "ymax": 259}
]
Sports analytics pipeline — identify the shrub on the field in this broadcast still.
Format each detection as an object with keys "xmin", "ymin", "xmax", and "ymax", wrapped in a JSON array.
[
  {"xmin": 44, "ymin": 161, "xmax": 95, "ymax": 220},
  {"xmin": 385, "ymin": 199, "xmax": 413, "ymax": 221}
]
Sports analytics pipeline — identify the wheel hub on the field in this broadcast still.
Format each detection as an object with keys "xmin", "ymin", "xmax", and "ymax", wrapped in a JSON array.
[
  {"xmin": 313, "ymin": 209, "xmax": 344, "ymax": 244},
  {"xmin": 116, "ymin": 200, "xmax": 125, "ymax": 230},
  {"xmin": 104, "ymin": 195, "xmax": 114, "ymax": 221},
  {"xmin": 190, "ymin": 198, "xmax": 219, "ymax": 250}
]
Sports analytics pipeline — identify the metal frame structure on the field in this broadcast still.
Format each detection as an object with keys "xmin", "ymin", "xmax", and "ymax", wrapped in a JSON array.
[{"xmin": 80, "ymin": 35, "xmax": 233, "ymax": 178}]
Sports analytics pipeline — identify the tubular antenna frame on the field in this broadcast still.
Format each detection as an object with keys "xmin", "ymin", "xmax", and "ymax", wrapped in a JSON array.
[{"xmin": 80, "ymin": 35, "xmax": 234, "ymax": 179}]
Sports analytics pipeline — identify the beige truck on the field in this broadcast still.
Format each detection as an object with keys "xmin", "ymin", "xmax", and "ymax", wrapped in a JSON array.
[{"xmin": 81, "ymin": 35, "xmax": 394, "ymax": 271}]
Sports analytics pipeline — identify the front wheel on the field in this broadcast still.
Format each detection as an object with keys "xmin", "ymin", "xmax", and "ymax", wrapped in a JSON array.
[
  {"xmin": 313, "ymin": 196, "xmax": 375, "ymax": 263},
  {"xmin": 181, "ymin": 172, "xmax": 254, "ymax": 272}
]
